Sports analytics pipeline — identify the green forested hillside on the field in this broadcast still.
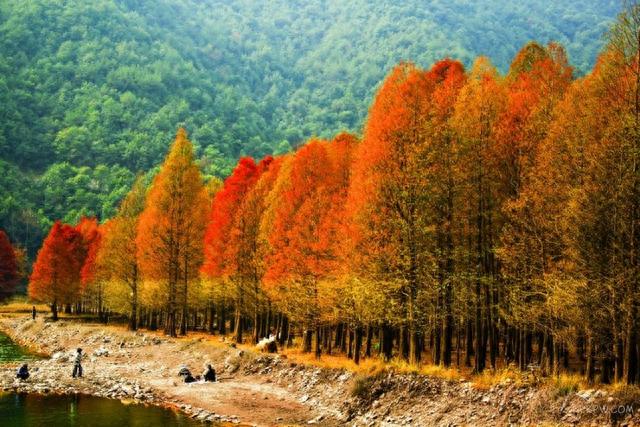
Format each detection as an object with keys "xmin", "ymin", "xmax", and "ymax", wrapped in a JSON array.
[{"xmin": 0, "ymin": 0, "xmax": 620, "ymax": 255}]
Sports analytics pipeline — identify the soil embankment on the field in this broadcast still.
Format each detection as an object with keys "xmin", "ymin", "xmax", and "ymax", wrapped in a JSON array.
[{"xmin": 0, "ymin": 316, "xmax": 637, "ymax": 426}]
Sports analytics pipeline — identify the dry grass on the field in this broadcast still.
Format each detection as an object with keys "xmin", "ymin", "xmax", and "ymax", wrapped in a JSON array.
[
  {"xmin": 0, "ymin": 296, "xmax": 48, "ymax": 314},
  {"xmin": 546, "ymin": 374, "xmax": 583, "ymax": 397},
  {"xmin": 280, "ymin": 347, "xmax": 387, "ymax": 375},
  {"xmin": 385, "ymin": 358, "xmax": 463, "ymax": 381},
  {"xmin": 470, "ymin": 366, "xmax": 527, "ymax": 390}
]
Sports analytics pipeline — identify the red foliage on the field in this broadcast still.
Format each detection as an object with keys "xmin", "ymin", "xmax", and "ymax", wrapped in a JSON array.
[
  {"xmin": 29, "ymin": 221, "xmax": 85, "ymax": 304},
  {"xmin": 202, "ymin": 157, "xmax": 263, "ymax": 277},
  {"xmin": 0, "ymin": 229, "xmax": 19, "ymax": 299}
]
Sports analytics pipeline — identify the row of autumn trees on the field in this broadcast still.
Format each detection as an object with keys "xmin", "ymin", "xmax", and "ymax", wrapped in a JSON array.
[{"xmin": 26, "ymin": 5, "xmax": 640, "ymax": 384}]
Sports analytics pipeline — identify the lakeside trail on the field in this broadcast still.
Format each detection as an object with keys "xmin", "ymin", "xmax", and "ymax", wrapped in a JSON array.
[{"xmin": 0, "ymin": 316, "xmax": 638, "ymax": 426}]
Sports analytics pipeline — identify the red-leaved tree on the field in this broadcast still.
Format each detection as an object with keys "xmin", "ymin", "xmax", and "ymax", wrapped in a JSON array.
[
  {"xmin": 29, "ymin": 221, "xmax": 85, "ymax": 320},
  {"xmin": 0, "ymin": 229, "xmax": 19, "ymax": 301}
]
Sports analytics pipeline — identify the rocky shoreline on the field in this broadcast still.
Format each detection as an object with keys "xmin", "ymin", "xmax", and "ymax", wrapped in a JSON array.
[
  {"xmin": 1, "ymin": 316, "xmax": 638, "ymax": 426},
  {"xmin": 0, "ymin": 318, "xmax": 248, "ymax": 424}
]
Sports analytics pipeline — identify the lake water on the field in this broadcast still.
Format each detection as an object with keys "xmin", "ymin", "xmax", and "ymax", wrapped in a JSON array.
[
  {"xmin": 0, "ymin": 331, "xmax": 201, "ymax": 426},
  {"xmin": 0, "ymin": 393, "xmax": 201, "ymax": 426},
  {"xmin": 0, "ymin": 331, "xmax": 40, "ymax": 362}
]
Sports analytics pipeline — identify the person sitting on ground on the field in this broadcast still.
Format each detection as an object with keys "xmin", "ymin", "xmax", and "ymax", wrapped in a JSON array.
[
  {"xmin": 184, "ymin": 371, "xmax": 196, "ymax": 383},
  {"xmin": 178, "ymin": 366, "xmax": 196, "ymax": 383},
  {"xmin": 72, "ymin": 348, "xmax": 83, "ymax": 378},
  {"xmin": 203, "ymin": 364, "xmax": 216, "ymax": 382},
  {"xmin": 16, "ymin": 364, "xmax": 29, "ymax": 380}
]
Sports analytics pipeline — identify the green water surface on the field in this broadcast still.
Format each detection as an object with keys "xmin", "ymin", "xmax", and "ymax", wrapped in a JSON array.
[
  {"xmin": 0, "ymin": 393, "xmax": 201, "ymax": 426},
  {"xmin": 0, "ymin": 331, "xmax": 39, "ymax": 363}
]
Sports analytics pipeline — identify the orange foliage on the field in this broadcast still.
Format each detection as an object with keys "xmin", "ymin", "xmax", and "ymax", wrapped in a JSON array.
[
  {"xmin": 136, "ymin": 128, "xmax": 209, "ymax": 336},
  {"xmin": 77, "ymin": 217, "xmax": 102, "ymax": 290}
]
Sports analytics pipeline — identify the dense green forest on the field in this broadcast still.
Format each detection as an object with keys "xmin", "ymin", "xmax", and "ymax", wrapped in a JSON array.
[{"xmin": 0, "ymin": 0, "xmax": 620, "ymax": 257}]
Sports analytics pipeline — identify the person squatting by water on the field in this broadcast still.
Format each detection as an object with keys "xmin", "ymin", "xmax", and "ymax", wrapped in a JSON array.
[
  {"xmin": 72, "ymin": 348, "xmax": 83, "ymax": 378},
  {"xmin": 16, "ymin": 364, "xmax": 29, "ymax": 380}
]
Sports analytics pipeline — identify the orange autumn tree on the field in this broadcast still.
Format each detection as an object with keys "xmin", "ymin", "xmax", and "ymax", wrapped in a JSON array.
[
  {"xmin": 76, "ymin": 217, "xmax": 104, "ymax": 318},
  {"xmin": 225, "ymin": 156, "xmax": 277, "ymax": 344},
  {"xmin": 496, "ymin": 42, "xmax": 573, "ymax": 371},
  {"xmin": 0, "ymin": 229, "xmax": 19, "ymax": 301},
  {"xmin": 97, "ymin": 176, "xmax": 146, "ymax": 330},
  {"xmin": 346, "ymin": 61, "xmax": 459, "ymax": 364},
  {"xmin": 202, "ymin": 157, "xmax": 263, "ymax": 343},
  {"xmin": 263, "ymin": 135, "xmax": 356, "ymax": 358},
  {"xmin": 243, "ymin": 158, "xmax": 289, "ymax": 343},
  {"xmin": 553, "ymin": 25, "xmax": 640, "ymax": 383},
  {"xmin": 451, "ymin": 56, "xmax": 506, "ymax": 371},
  {"xmin": 29, "ymin": 221, "xmax": 85, "ymax": 320},
  {"xmin": 420, "ymin": 59, "xmax": 467, "ymax": 367},
  {"xmin": 137, "ymin": 128, "xmax": 209, "ymax": 337}
]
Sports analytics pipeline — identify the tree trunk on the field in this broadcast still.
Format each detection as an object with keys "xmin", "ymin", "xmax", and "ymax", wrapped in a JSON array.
[
  {"xmin": 303, "ymin": 328, "xmax": 312, "ymax": 353},
  {"xmin": 465, "ymin": 319, "xmax": 473, "ymax": 367},
  {"xmin": 354, "ymin": 326, "xmax": 363, "ymax": 365},
  {"xmin": 218, "ymin": 305, "xmax": 226, "ymax": 335},
  {"xmin": 433, "ymin": 322, "xmax": 441, "ymax": 366},
  {"xmin": 365, "ymin": 325, "xmax": 373, "ymax": 358},
  {"xmin": 149, "ymin": 310, "xmax": 158, "ymax": 331},
  {"xmin": 442, "ymin": 285, "xmax": 453, "ymax": 367},
  {"xmin": 474, "ymin": 281, "xmax": 484, "ymax": 373},
  {"xmin": 624, "ymin": 307, "xmax": 637, "ymax": 384},
  {"xmin": 382, "ymin": 322, "xmax": 393, "ymax": 361},
  {"xmin": 234, "ymin": 304, "xmax": 242, "ymax": 343},
  {"xmin": 278, "ymin": 315, "xmax": 288, "ymax": 347},
  {"xmin": 129, "ymin": 284, "xmax": 138, "ymax": 331},
  {"xmin": 208, "ymin": 303, "xmax": 215, "ymax": 334},
  {"xmin": 335, "ymin": 323, "xmax": 343, "ymax": 351},
  {"xmin": 315, "ymin": 326, "xmax": 322, "ymax": 359},
  {"xmin": 180, "ymin": 307, "xmax": 188, "ymax": 335}
]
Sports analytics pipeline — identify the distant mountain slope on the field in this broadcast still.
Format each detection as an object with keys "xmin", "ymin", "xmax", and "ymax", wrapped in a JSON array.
[{"xmin": 0, "ymin": 0, "xmax": 619, "ymax": 255}]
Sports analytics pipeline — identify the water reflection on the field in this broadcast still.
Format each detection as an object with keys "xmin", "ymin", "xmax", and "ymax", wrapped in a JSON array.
[{"xmin": 0, "ymin": 393, "xmax": 201, "ymax": 426}]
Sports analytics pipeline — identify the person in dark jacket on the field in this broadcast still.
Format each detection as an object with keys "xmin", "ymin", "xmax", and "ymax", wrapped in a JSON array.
[
  {"xmin": 178, "ymin": 366, "xmax": 196, "ymax": 383},
  {"xmin": 72, "ymin": 348, "xmax": 83, "ymax": 378},
  {"xmin": 31, "ymin": 306, "xmax": 36, "ymax": 320},
  {"xmin": 16, "ymin": 364, "xmax": 29, "ymax": 380},
  {"xmin": 203, "ymin": 364, "xmax": 216, "ymax": 382}
]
